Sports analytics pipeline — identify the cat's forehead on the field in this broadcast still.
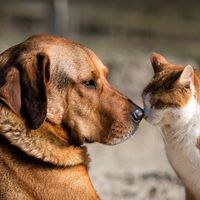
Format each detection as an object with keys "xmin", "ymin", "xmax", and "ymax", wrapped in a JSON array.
[{"xmin": 143, "ymin": 67, "xmax": 183, "ymax": 95}]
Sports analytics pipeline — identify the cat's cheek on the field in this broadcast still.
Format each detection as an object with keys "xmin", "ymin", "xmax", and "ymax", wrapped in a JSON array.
[
  {"xmin": 177, "ymin": 96, "xmax": 197, "ymax": 123},
  {"xmin": 143, "ymin": 94, "xmax": 165, "ymax": 125}
]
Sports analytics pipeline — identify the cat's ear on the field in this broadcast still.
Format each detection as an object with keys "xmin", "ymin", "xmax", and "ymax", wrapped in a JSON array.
[
  {"xmin": 150, "ymin": 53, "xmax": 169, "ymax": 73},
  {"xmin": 178, "ymin": 65, "xmax": 194, "ymax": 86}
]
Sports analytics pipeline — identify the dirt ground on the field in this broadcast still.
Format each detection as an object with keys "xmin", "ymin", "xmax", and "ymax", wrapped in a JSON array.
[{"xmin": 85, "ymin": 49, "xmax": 197, "ymax": 200}]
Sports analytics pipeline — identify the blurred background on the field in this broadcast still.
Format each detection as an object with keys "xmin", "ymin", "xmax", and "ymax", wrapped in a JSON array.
[{"xmin": 1, "ymin": 0, "xmax": 199, "ymax": 199}]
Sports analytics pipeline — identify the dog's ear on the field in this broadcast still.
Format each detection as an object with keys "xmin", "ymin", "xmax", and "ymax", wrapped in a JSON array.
[
  {"xmin": 19, "ymin": 53, "xmax": 50, "ymax": 129},
  {"xmin": 0, "ymin": 53, "xmax": 50, "ymax": 129},
  {"xmin": 0, "ymin": 68, "xmax": 21, "ymax": 114}
]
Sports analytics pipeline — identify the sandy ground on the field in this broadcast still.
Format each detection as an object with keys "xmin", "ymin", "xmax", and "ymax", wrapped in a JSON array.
[{"xmin": 85, "ymin": 49, "xmax": 197, "ymax": 200}]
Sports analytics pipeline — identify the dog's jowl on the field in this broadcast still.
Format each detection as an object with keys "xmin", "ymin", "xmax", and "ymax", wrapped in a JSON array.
[{"xmin": 0, "ymin": 35, "xmax": 143, "ymax": 200}]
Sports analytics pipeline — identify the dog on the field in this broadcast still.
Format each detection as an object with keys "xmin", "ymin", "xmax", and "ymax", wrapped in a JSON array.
[{"xmin": 0, "ymin": 34, "xmax": 143, "ymax": 200}]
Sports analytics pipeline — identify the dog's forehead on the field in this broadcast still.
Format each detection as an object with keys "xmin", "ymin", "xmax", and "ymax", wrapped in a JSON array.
[
  {"xmin": 85, "ymin": 47, "xmax": 109, "ymax": 75},
  {"xmin": 47, "ymin": 43, "xmax": 108, "ymax": 80}
]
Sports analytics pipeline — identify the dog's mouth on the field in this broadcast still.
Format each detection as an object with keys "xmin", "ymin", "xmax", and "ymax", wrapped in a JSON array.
[
  {"xmin": 85, "ymin": 138, "xmax": 96, "ymax": 143},
  {"xmin": 62, "ymin": 119, "xmax": 139, "ymax": 146},
  {"xmin": 100, "ymin": 121, "xmax": 138, "ymax": 145}
]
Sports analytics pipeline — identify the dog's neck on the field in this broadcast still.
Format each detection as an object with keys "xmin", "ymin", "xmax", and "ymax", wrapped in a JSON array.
[{"xmin": 0, "ymin": 105, "xmax": 89, "ymax": 167}]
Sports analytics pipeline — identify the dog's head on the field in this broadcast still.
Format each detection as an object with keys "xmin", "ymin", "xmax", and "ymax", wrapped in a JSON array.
[{"xmin": 0, "ymin": 35, "xmax": 143, "ymax": 145}]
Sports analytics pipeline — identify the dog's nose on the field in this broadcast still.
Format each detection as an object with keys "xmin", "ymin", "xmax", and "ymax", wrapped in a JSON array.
[
  {"xmin": 132, "ymin": 107, "xmax": 144, "ymax": 122},
  {"xmin": 128, "ymin": 99, "xmax": 144, "ymax": 123}
]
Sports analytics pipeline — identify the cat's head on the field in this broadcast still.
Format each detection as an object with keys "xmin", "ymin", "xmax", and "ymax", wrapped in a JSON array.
[{"xmin": 142, "ymin": 53, "xmax": 197, "ymax": 126}]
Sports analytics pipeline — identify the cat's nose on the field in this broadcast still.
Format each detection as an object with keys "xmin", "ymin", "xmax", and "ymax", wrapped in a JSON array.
[{"xmin": 128, "ymin": 99, "xmax": 144, "ymax": 123}]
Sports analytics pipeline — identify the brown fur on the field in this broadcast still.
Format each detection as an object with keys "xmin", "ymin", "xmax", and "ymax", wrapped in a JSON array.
[
  {"xmin": 196, "ymin": 136, "xmax": 200, "ymax": 150},
  {"xmin": 143, "ymin": 53, "xmax": 200, "ymax": 108},
  {"xmin": 185, "ymin": 188, "xmax": 196, "ymax": 200},
  {"xmin": 0, "ymin": 34, "xmax": 143, "ymax": 199}
]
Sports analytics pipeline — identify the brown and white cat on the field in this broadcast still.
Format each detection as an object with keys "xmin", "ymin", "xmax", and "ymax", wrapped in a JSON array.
[{"xmin": 142, "ymin": 53, "xmax": 200, "ymax": 200}]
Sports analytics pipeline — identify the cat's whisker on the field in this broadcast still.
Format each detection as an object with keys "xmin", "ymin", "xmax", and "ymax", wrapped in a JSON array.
[
  {"xmin": 171, "ymin": 127, "xmax": 189, "ymax": 145},
  {"xmin": 159, "ymin": 127, "xmax": 171, "ymax": 146}
]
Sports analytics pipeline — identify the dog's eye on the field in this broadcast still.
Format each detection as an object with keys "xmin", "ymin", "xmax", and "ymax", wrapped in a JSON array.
[{"xmin": 82, "ymin": 80, "xmax": 97, "ymax": 89}]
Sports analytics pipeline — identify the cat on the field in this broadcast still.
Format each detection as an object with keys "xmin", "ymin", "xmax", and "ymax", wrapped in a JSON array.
[{"xmin": 142, "ymin": 53, "xmax": 200, "ymax": 200}]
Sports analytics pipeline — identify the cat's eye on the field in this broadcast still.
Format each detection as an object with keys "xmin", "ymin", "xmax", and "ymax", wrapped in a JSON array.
[
  {"xmin": 164, "ymin": 83, "xmax": 172, "ymax": 90},
  {"xmin": 82, "ymin": 80, "xmax": 97, "ymax": 89}
]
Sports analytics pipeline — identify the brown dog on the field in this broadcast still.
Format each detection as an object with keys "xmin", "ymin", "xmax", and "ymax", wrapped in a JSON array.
[{"xmin": 0, "ymin": 35, "xmax": 143, "ymax": 200}]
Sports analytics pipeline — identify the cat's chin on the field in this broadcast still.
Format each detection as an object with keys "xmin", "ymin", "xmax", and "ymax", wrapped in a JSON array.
[{"xmin": 144, "ymin": 116, "xmax": 162, "ymax": 126}]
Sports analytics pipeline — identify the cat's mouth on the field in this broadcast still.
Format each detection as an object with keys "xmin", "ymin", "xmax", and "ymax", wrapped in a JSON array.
[{"xmin": 144, "ymin": 111, "xmax": 162, "ymax": 126}]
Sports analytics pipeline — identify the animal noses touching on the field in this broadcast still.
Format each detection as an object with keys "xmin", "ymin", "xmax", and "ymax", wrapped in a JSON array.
[{"xmin": 143, "ymin": 106, "xmax": 152, "ymax": 120}]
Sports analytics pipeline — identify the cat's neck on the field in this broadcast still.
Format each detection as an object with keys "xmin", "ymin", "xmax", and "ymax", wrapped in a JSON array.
[
  {"xmin": 160, "ymin": 90, "xmax": 200, "ymax": 147},
  {"xmin": 161, "ymin": 108, "xmax": 200, "ymax": 148}
]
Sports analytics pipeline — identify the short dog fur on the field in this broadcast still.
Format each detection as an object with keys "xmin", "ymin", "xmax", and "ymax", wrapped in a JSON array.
[{"xmin": 0, "ymin": 35, "xmax": 143, "ymax": 200}]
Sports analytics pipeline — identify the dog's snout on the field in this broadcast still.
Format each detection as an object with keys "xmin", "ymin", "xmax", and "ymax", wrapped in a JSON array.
[{"xmin": 132, "ymin": 107, "xmax": 144, "ymax": 122}]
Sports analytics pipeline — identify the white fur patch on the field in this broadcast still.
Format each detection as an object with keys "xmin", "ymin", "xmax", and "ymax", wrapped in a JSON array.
[{"xmin": 144, "ymin": 91, "xmax": 200, "ymax": 198}]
